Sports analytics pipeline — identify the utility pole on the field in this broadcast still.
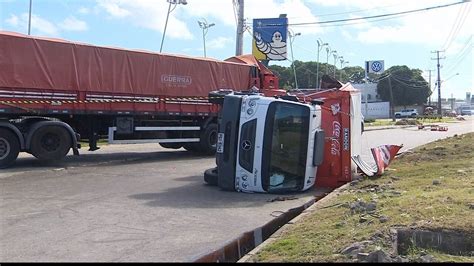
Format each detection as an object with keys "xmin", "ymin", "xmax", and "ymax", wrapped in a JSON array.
[
  {"xmin": 235, "ymin": 0, "xmax": 244, "ymax": 56},
  {"xmin": 388, "ymin": 75, "xmax": 395, "ymax": 121},
  {"xmin": 431, "ymin": 50, "xmax": 445, "ymax": 116}
]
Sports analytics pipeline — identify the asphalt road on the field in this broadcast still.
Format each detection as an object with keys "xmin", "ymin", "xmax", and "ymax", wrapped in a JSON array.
[{"xmin": 0, "ymin": 117, "xmax": 472, "ymax": 262}]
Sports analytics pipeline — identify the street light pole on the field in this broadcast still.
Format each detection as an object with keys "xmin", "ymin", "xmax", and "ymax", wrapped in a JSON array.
[
  {"xmin": 160, "ymin": 0, "xmax": 187, "ymax": 53},
  {"xmin": 340, "ymin": 58, "xmax": 348, "ymax": 80},
  {"xmin": 325, "ymin": 46, "xmax": 331, "ymax": 75},
  {"xmin": 331, "ymin": 50, "xmax": 337, "ymax": 78},
  {"xmin": 316, "ymin": 39, "xmax": 328, "ymax": 88},
  {"xmin": 198, "ymin": 19, "xmax": 215, "ymax": 57},
  {"xmin": 289, "ymin": 30, "xmax": 301, "ymax": 89},
  {"xmin": 28, "ymin": 0, "xmax": 32, "ymax": 35}
]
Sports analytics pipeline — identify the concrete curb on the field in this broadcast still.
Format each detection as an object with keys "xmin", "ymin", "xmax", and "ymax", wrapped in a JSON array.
[{"xmin": 238, "ymin": 183, "xmax": 351, "ymax": 263}]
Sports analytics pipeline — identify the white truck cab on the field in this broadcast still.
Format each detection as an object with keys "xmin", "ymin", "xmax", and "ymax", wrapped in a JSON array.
[{"xmin": 206, "ymin": 92, "xmax": 325, "ymax": 193}]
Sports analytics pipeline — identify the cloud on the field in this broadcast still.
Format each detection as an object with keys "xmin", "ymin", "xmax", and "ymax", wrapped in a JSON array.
[
  {"xmin": 59, "ymin": 16, "xmax": 88, "ymax": 31},
  {"xmin": 98, "ymin": 0, "xmax": 131, "ymax": 18},
  {"xmin": 184, "ymin": 0, "xmax": 323, "ymax": 35},
  {"xmin": 4, "ymin": 13, "xmax": 89, "ymax": 36},
  {"xmin": 6, "ymin": 13, "xmax": 59, "ymax": 36},
  {"xmin": 96, "ymin": 0, "xmax": 193, "ymax": 40},
  {"xmin": 78, "ymin": 7, "xmax": 91, "ymax": 15},
  {"xmin": 6, "ymin": 14, "xmax": 19, "ymax": 27},
  {"xmin": 355, "ymin": 4, "xmax": 472, "ymax": 47},
  {"xmin": 207, "ymin": 37, "xmax": 233, "ymax": 49}
]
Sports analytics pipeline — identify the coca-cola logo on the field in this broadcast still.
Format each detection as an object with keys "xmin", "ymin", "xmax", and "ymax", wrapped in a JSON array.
[{"xmin": 331, "ymin": 121, "xmax": 342, "ymax": 156}]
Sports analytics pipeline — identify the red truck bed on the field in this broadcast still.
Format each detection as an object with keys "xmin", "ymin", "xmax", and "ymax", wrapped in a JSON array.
[{"xmin": 0, "ymin": 31, "xmax": 253, "ymax": 116}]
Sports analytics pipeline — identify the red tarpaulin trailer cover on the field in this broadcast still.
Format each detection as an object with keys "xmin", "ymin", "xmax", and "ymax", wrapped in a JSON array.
[{"xmin": 0, "ymin": 31, "xmax": 254, "ymax": 98}]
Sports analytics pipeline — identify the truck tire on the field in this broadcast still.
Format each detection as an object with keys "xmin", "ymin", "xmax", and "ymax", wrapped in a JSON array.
[
  {"xmin": 204, "ymin": 167, "xmax": 218, "ymax": 186},
  {"xmin": 159, "ymin": 143, "xmax": 182, "ymax": 149},
  {"xmin": 30, "ymin": 125, "xmax": 71, "ymax": 161},
  {"xmin": 0, "ymin": 128, "xmax": 20, "ymax": 169},
  {"xmin": 199, "ymin": 123, "xmax": 218, "ymax": 155}
]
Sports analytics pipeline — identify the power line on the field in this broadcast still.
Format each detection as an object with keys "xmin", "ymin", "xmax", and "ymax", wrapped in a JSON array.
[
  {"xmin": 442, "ymin": 3, "xmax": 471, "ymax": 50},
  {"xmin": 288, "ymin": 1, "xmax": 469, "ymax": 27},
  {"xmin": 445, "ymin": 35, "xmax": 473, "ymax": 74}
]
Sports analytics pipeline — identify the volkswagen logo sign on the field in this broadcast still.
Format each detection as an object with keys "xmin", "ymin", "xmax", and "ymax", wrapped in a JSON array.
[{"xmin": 241, "ymin": 140, "xmax": 252, "ymax": 151}]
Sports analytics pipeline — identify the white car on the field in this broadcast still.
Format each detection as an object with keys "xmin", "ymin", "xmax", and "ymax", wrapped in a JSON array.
[{"xmin": 395, "ymin": 109, "xmax": 418, "ymax": 118}]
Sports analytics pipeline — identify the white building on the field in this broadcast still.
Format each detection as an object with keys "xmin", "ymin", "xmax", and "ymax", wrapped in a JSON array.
[
  {"xmin": 352, "ymin": 83, "xmax": 382, "ymax": 103},
  {"xmin": 352, "ymin": 83, "xmax": 390, "ymax": 119}
]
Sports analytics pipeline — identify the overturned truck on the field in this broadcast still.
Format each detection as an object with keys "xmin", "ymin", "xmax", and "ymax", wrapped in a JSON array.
[{"xmin": 204, "ymin": 77, "xmax": 363, "ymax": 193}]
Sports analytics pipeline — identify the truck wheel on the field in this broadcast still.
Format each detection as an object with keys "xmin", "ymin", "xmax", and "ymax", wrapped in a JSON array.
[
  {"xmin": 0, "ymin": 129, "xmax": 20, "ymax": 169},
  {"xmin": 159, "ymin": 143, "xmax": 182, "ymax": 149},
  {"xmin": 204, "ymin": 167, "xmax": 218, "ymax": 186},
  {"xmin": 199, "ymin": 123, "xmax": 218, "ymax": 155},
  {"xmin": 30, "ymin": 125, "xmax": 71, "ymax": 161}
]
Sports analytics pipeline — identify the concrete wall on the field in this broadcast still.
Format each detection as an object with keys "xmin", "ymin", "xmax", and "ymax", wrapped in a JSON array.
[{"xmin": 361, "ymin": 101, "xmax": 390, "ymax": 119}]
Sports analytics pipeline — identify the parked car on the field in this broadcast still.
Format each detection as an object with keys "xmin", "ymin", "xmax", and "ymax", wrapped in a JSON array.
[
  {"xmin": 395, "ymin": 109, "xmax": 418, "ymax": 118},
  {"xmin": 459, "ymin": 106, "xmax": 473, "ymax": 116}
]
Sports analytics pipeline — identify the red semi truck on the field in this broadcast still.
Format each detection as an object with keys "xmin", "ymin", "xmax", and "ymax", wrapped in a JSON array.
[{"xmin": 0, "ymin": 31, "xmax": 284, "ymax": 168}]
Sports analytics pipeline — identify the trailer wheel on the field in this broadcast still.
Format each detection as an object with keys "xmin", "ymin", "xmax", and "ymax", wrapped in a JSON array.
[
  {"xmin": 204, "ymin": 167, "xmax": 218, "ymax": 186},
  {"xmin": 159, "ymin": 143, "xmax": 182, "ymax": 149},
  {"xmin": 199, "ymin": 123, "xmax": 218, "ymax": 155},
  {"xmin": 30, "ymin": 125, "xmax": 71, "ymax": 161},
  {"xmin": 0, "ymin": 129, "xmax": 20, "ymax": 169}
]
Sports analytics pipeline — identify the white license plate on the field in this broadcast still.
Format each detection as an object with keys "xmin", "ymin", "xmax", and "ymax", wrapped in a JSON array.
[{"xmin": 216, "ymin": 133, "xmax": 224, "ymax": 153}]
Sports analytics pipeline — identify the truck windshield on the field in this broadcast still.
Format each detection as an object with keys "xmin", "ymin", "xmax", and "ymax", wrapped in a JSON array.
[{"xmin": 262, "ymin": 102, "xmax": 310, "ymax": 193}]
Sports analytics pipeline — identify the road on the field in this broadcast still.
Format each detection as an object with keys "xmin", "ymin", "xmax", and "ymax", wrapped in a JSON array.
[{"xmin": 0, "ymin": 118, "xmax": 472, "ymax": 262}]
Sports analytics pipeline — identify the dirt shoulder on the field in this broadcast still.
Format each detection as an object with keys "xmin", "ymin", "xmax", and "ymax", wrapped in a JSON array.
[{"xmin": 244, "ymin": 133, "xmax": 474, "ymax": 263}]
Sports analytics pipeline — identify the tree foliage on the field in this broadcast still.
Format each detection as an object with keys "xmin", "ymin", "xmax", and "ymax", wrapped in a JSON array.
[
  {"xmin": 377, "ymin": 66, "xmax": 430, "ymax": 106},
  {"xmin": 268, "ymin": 61, "xmax": 365, "ymax": 90}
]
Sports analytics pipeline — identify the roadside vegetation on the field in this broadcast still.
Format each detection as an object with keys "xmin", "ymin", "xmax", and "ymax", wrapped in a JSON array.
[
  {"xmin": 252, "ymin": 133, "xmax": 474, "ymax": 262},
  {"xmin": 365, "ymin": 117, "xmax": 457, "ymax": 127}
]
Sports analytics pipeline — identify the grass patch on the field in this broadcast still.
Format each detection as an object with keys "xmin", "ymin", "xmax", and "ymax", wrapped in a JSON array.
[
  {"xmin": 365, "ymin": 117, "xmax": 456, "ymax": 127},
  {"xmin": 253, "ymin": 133, "xmax": 474, "ymax": 262}
]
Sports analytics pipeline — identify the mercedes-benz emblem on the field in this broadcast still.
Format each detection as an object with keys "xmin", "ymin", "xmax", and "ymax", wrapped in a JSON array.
[{"xmin": 241, "ymin": 140, "xmax": 252, "ymax": 151}]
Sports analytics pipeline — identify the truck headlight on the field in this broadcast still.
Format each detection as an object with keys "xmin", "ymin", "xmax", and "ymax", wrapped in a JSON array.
[{"xmin": 246, "ymin": 108, "xmax": 254, "ymax": 115}]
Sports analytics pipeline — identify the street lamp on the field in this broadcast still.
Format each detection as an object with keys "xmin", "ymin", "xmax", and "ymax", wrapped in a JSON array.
[
  {"xmin": 198, "ymin": 18, "xmax": 215, "ymax": 57},
  {"xmin": 325, "ymin": 46, "xmax": 331, "ymax": 75},
  {"xmin": 331, "ymin": 50, "xmax": 337, "ymax": 78},
  {"xmin": 316, "ymin": 39, "xmax": 328, "ymax": 88},
  {"xmin": 289, "ymin": 30, "xmax": 301, "ymax": 89},
  {"xmin": 339, "ymin": 58, "xmax": 349, "ymax": 80},
  {"xmin": 160, "ymin": 0, "xmax": 187, "ymax": 53}
]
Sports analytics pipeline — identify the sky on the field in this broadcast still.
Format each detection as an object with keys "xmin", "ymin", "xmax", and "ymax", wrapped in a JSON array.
[{"xmin": 1, "ymin": 0, "xmax": 472, "ymax": 100}]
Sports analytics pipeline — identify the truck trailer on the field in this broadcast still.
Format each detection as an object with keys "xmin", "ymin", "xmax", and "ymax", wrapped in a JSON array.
[{"xmin": 0, "ymin": 31, "xmax": 284, "ymax": 168}]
